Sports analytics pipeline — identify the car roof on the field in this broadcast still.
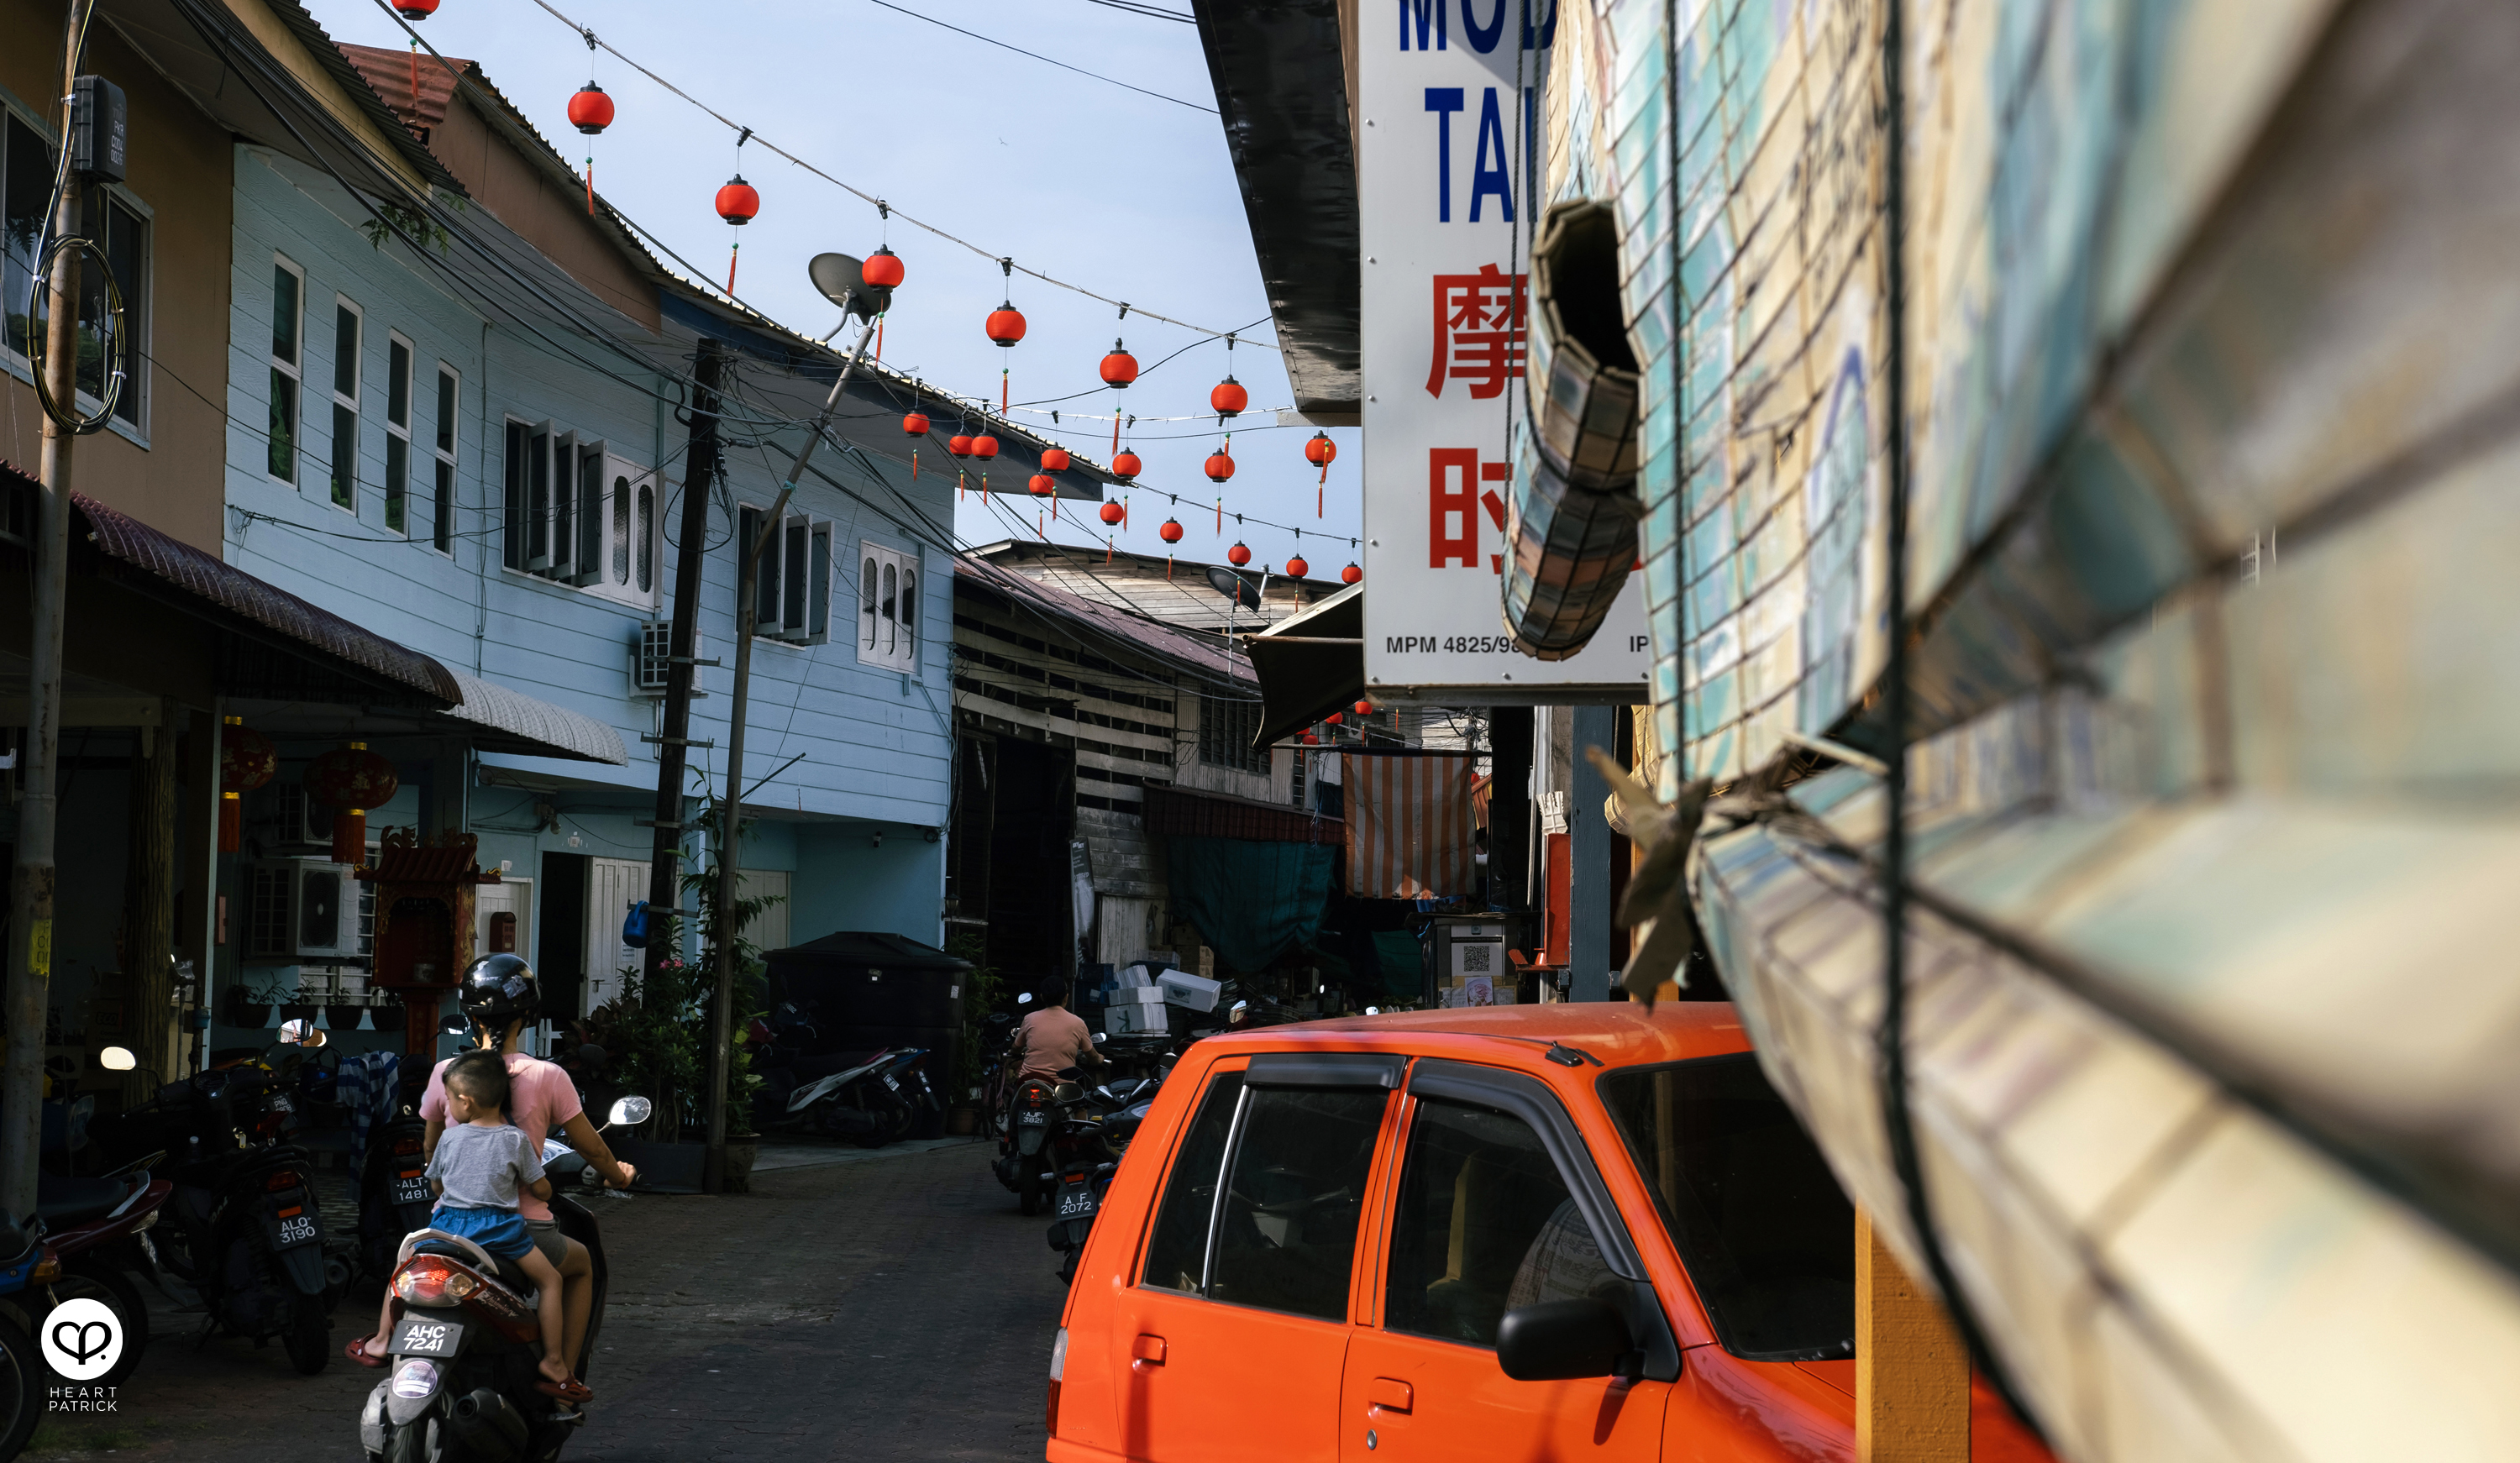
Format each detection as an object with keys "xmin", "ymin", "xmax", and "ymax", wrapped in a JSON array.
[{"xmin": 1194, "ymin": 999, "xmax": 1754, "ymax": 1073}]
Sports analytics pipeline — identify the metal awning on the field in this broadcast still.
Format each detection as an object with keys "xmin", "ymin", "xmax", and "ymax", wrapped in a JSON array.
[
  {"xmin": 1247, "ymin": 582, "xmax": 1364, "ymax": 747},
  {"xmin": 443, "ymin": 673, "xmax": 627, "ymax": 765}
]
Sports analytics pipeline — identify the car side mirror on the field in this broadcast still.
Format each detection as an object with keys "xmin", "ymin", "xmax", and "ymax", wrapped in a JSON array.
[{"xmin": 1496, "ymin": 1298, "xmax": 1640, "ymax": 1382}]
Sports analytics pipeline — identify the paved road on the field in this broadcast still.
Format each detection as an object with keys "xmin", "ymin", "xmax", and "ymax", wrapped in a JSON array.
[{"xmin": 24, "ymin": 1138, "xmax": 1064, "ymax": 1462}]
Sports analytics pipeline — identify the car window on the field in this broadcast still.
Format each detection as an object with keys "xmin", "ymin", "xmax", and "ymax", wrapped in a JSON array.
[
  {"xmin": 1596, "ymin": 1053, "xmax": 1855, "ymax": 1361},
  {"xmin": 1141, "ymin": 1071, "xmax": 1245, "ymax": 1293},
  {"xmin": 1206, "ymin": 1087, "xmax": 1386, "ymax": 1320},
  {"xmin": 1383, "ymin": 1098, "xmax": 1620, "ymax": 1347}
]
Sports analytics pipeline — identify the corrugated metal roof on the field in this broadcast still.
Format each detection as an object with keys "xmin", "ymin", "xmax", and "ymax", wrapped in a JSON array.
[
  {"xmin": 955, "ymin": 553, "xmax": 1256, "ymax": 690},
  {"xmin": 443, "ymin": 672, "xmax": 627, "ymax": 766}
]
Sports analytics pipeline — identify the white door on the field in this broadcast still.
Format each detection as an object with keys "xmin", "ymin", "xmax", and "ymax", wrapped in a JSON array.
[
  {"xmin": 736, "ymin": 869, "xmax": 791, "ymax": 955},
  {"xmin": 585, "ymin": 857, "xmax": 652, "ymax": 1013}
]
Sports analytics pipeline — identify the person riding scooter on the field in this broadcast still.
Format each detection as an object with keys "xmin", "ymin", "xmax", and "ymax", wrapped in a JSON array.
[
  {"xmin": 1008, "ymin": 980, "xmax": 1102, "ymax": 1088},
  {"xmin": 346, "ymin": 955, "xmax": 634, "ymax": 1397}
]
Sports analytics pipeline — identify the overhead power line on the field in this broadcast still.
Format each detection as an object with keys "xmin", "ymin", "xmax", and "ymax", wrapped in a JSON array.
[{"xmin": 864, "ymin": 0, "xmax": 1215, "ymax": 113}]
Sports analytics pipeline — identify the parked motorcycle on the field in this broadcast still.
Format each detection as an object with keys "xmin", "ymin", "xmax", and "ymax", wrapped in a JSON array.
[
  {"xmin": 778, "ymin": 1047, "xmax": 938, "ymax": 1147},
  {"xmin": 358, "ymin": 1109, "xmax": 436, "ymax": 1286},
  {"xmin": 358, "ymin": 1097, "xmax": 650, "ymax": 1463},
  {"xmin": 0, "ymin": 1218, "xmax": 55, "ymax": 1458},
  {"xmin": 22, "ymin": 1163, "xmax": 171, "ymax": 1389}
]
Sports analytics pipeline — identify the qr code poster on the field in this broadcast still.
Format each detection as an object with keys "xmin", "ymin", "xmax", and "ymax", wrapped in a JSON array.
[
  {"xmin": 1453, "ymin": 941, "xmax": 1499, "ymax": 978},
  {"xmin": 1463, "ymin": 976, "xmax": 1495, "ymax": 1006}
]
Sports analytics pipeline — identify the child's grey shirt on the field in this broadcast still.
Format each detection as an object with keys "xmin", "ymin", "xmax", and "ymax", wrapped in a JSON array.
[{"xmin": 427, "ymin": 1122, "xmax": 544, "ymax": 1210}]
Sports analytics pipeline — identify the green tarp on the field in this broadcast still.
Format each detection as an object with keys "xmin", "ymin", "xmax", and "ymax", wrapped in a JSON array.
[{"xmin": 1164, "ymin": 836, "xmax": 1334, "ymax": 973}]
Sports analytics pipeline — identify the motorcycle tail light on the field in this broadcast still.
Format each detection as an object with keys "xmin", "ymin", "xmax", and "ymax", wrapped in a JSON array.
[
  {"xmin": 264, "ymin": 1169, "xmax": 300, "ymax": 1193},
  {"xmin": 392, "ymin": 1137, "xmax": 424, "ymax": 1156},
  {"xmin": 29, "ymin": 1246, "xmax": 60, "ymax": 1285},
  {"xmin": 393, "ymin": 1256, "xmax": 480, "ymax": 1304},
  {"xmin": 275, "ymin": 1204, "xmax": 303, "ymax": 1219}
]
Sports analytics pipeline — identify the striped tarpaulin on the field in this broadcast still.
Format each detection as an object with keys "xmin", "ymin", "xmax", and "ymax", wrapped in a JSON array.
[{"xmin": 1341, "ymin": 753, "xmax": 1477, "ymax": 897}]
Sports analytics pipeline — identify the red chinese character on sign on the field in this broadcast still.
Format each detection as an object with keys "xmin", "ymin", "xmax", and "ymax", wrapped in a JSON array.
[
  {"xmin": 1426, "ymin": 264, "xmax": 1527, "ymax": 400},
  {"xmin": 1429, "ymin": 449, "xmax": 1515, "ymax": 574}
]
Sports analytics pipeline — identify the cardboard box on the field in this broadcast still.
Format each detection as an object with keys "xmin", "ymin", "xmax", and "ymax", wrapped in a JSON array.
[
  {"xmin": 1157, "ymin": 971, "xmax": 1223, "ymax": 1012},
  {"xmin": 1106, "ymin": 1002, "xmax": 1170, "ymax": 1036},
  {"xmin": 1111, "ymin": 984, "xmax": 1167, "ymax": 1007}
]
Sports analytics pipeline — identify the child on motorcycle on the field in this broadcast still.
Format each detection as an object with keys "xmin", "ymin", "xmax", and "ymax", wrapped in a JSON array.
[{"xmin": 352, "ymin": 1051, "xmax": 586, "ymax": 1399}]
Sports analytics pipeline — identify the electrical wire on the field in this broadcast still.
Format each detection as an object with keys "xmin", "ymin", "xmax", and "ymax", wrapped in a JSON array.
[
  {"xmin": 863, "ymin": 0, "xmax": 1214, "ymax": 113},
  {"xmin": 1083, "ymin": 0, "xmax": 1196, "ymax": 20}
]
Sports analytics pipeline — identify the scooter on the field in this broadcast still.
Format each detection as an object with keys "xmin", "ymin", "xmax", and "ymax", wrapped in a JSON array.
[
  {"xmin": 18, "ymin": 1165, "xmax": 171, "ymax": 1391},
  {"xmin": 0, "ymin": 1218, "xmax": 55, "ymax": 1458},
  {"xmin": 779, "ymin": 1047, "xmax": 933, "ymax": 1148},
  {"xmin": 357, "ymin": 1097, "xmax": 650, "ymax": 1463}
]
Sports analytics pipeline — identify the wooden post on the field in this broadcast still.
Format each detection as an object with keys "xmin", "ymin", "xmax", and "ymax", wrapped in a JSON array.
[
  {"xmin": 1856, "ymin": 1205, "xmax": 1970, "ymax": 1463},
  {"xmin": 120, "ymin": 702, "xmax": 179, "ymax": 1103}
]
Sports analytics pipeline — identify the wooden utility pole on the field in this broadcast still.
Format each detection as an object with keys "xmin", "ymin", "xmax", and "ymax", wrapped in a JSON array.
[
  {"xmin": 703, "ymin": 301, "xmax": 882, "ymax": 1193},
  {"xmin": 1855, "ymin": 1207, "xmax": 1971, "ymax": 1462},
  {"xmin": 643, "ymin": 339, "xmax": 726, "ymax": 991},
  {"xmin": 1, "ymin": 14, "xmax": 90, "ymax": 1218}
]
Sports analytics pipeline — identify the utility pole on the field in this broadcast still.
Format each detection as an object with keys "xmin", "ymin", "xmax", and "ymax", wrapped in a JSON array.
[
  {"xmin": 3, "ymin": 16, "xmax": 91, "ymax": 1219},
  {"xmin": 643, "ymin": 339, "xmax": 725, "ymax": 990},
  {"xmin": 702, "ymin": 294, "xmax": 884, "ymax": 1193}
]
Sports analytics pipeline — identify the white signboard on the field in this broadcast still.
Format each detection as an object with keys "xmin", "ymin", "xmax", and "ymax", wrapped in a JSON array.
[{"xmin": 1358, "ymin": 0, "xmax": 1651, "ymax": 698}]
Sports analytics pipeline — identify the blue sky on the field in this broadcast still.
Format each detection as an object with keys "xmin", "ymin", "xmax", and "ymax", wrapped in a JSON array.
[{"xmin": 302, "ymin": 0, "xmax": 1362, "ymax": 579}]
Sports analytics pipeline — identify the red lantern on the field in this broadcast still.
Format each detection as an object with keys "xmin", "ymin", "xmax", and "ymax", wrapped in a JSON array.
[
  {"xmin": 1100, "ymin": 341, "xmax": 1139, "ymax": 388},
  {"xmin": 948, "ymin": 433, "xmax": 974, "ymax": 459},
  {"xmin": 1210, "ymin": 376, "xmax": 1247, "ymax": 417},
  {"xmin": 218, "ymin": 719, "xmax": 277, "ymax": 854},
  {"xmin": 1355, "ymin": 700, "xmax": 1375, "ymax": 716},
  {"xmin": 1158, "ymin": 518, "xmax": 1184, "ymax": 543},
  {"xmin": 1029, "ymin": 474, "xmax": 1056, "ymax": 497},
  {"xmin": 1039, "ymin": 446, "xmax": 1072, "ymax": 473},
  {"xmin": 1227, "ymin": 541, "xmax": 1252, "ymax": 567},
  {"xmin": 1341, "ymin": 562, "xmax": 1362, "ymax": 585},
  {"xmin": 1285, "ymin": 554, "xmax": 1309, "ymax": 578},
  {"xmin": 1205, "ymin": 450, "xmax": 1236, "ymax": 484},
  {"xmin": 1301, "ymin": 732, "xmax": 1320, "ymax": 746},
  {"xmin": 1326, "ymin": 712, "xmax": 1343, "ymax": 725},
  {"xmin": 1098, "ymin": 501, "xmax": 1125, "ymax": 526},
  {"xmin": 971, "ymin": 433, "xmax": 999, "ymax": 461},
  {"xmin": 1110, "ymin": 451, "xmax": 1142, "ymax": 482},
  {"xmin": 303, "ymin": 742, "xmax": 398, "ymax": 868},
  {"xmin": 984, "ymin": 302, "xmax": 1026, "ymax": 347},
  {"xmin": 394, "ymin": 0, "xmax": 438, "ymax": 17},
  {"xmin": 716, "ymin": 176, "xmax": 759, "ymax": 225},
  {"xmin": 862, "ymin": 246, "xmax": 905, "ymax": 289},
  {"xmin": 567, "ymin": 82, "xmax": 613, "ymax": 135},
  {"xmin": 1305, "ymin": 432, "xmax": 1337, "ymax": 468},
  {"xmin": 903, "ymin": 412, "xmax": 929, "ymax": 437}
]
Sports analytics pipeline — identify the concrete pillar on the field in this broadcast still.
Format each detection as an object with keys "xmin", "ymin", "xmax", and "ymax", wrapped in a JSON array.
[
  {"xmin": 1566, "ymin": 705, "xmax": 1614, "ymax": 1000},
  {"xmin": 1856, "ymin": 1206, "xmax": 1970, "ymax": 1462}
]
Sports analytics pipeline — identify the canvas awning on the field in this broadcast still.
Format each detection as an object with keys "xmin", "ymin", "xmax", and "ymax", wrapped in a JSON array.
[{"xmin": 1247, "ymin": 582, "xmax": 1365, "ymax": 748}]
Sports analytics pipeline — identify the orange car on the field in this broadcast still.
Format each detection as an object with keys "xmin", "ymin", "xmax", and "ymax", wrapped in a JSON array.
[{"xmin": 1046, "ymin": 1000, "xmax": 2049, "ymax": 1463}]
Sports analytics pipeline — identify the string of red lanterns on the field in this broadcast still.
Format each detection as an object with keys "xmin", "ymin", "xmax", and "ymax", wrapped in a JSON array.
[{"xmin": 715, "ymin": 126, "xmax": 759, "ymax": 296}]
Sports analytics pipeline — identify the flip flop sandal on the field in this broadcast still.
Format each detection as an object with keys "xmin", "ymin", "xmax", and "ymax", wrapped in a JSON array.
[
  {"xmin": 535, "ymin": 1376, "xmax": 596, "ymax": 1404},
  {"xmin": 347, "ymin": 1339, "xmax": 388, "ymax": 1368}
]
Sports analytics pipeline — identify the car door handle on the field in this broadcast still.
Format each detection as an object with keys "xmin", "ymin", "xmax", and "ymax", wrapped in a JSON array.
[
  {"xmin": 1133, "ymin": 1335, "xmax": 1167, "ymax": 1366},
  {"xmin": 1368, "ymin": 1378, "xmax": 1412, "ymax": 1415}
]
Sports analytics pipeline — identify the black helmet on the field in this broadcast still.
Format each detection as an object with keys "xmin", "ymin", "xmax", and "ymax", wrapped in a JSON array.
[{"xmin": 459, "ymin": 953, "xmax": 540, "ymax": 1031}]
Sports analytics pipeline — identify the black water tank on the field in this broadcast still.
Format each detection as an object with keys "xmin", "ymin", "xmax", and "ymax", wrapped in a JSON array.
[{"xmin": 764, "ymin": 931, "xmax": 973, "ymax": 1034}]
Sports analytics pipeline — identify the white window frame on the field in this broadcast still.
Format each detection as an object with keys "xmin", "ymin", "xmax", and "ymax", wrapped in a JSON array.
[
  {"xmin": 0, "ymin": 103, "xmax": 150, "ymax": 444},
  {"xmin": 266, "ymin": 254, "xmax": 305, "ymax": 486},
  {"xmin": 328, "ymin": 294, "xmax": 363, "ymax": 514},
  {"xmin": 431, "ymin": 364, "xmax": 459, "ymax": 555},
  {"xmin": 739, "ymin": 504, "xmax": 833, "ymax": 647},
  {"xmin": 383, "ymin": 330, "xmax": 412, "ymax": 537},
  {"xmin": 498, "ymin": 412, "xmax": 659, "ymax": 607},
  {"xmin": 854, "ymin": 540, "xmax": 919, "ymax": 673}
]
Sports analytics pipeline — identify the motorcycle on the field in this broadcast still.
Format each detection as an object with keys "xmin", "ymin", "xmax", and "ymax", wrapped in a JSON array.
[
  {"xmin": 20, "ymin": 1167, "xmax": 172, "ymax": 1390},
  {"xmin": 358, "ymin": 1097, "xmax": 650, "ymax": 1463},
  {"xmin": 0, "ymin": 1218, "xmax": 55, "ymax": 1458},
  {"xmin": 1042, "ymin": 1057, "xmax": 1172, "ymax": 1282},
  {"xmin": 778, "ymin": 1047, "xmax": 937, "ymax": 1148},
  {"xmin": 83, "ymin": 1033, "xmax": 339, "ymax": 1374}
]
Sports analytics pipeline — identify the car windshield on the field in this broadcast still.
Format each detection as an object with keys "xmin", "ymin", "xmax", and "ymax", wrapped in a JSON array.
[{"xmin": 1596, "ymin": 1053, "xmax": 1854, "ymax": 1361}]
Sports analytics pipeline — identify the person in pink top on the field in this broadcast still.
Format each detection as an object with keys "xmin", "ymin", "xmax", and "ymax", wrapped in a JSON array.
[{"xmin": 355, "ymin": 954, "xmax": 635, "ymax": 1392}]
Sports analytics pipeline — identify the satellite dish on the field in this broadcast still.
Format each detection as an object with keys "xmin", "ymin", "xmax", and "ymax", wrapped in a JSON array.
[
  {"xmin": 809, "ymin": 253, "xmax": 890, "ymax": 320},
  {"xmin": 1204, "ymin": 566, "xmax": 1262, "ymax": 611}
]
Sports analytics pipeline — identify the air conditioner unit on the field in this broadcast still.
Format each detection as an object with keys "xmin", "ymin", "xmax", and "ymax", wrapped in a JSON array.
[
  {"xmin": 633, "ymin": 621, "xmax": 704, "ymax": 697},
  {"xmin": 245, "ymin": 857, "xmax": 360, "ymax": 962}
]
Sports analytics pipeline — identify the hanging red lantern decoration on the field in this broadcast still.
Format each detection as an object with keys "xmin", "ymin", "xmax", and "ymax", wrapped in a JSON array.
[
  {"xmin": 1039, "ymin": 446, "xmax": 1071, "ymax": 474},
  {"xmin": 1099, "ymin": 501, "xmax": 1125, "ymax": 526},
  {"xmin": 567, "ymin": 82, "xmax": 614, "ymax": 135},
  {"xmin": 1341, "ymin": 562, "xmax": 1362, "ymax": 585},
  {"xmin": 1110, "ymin": 450, "xmax": 1142, "ymax": 482},
  {"xmin": 948, "ymin": 434, "xmax": 974, "ymax": 459},
  {"xmin": 1205, "ymin": 450, "xmax": 1236, "ymax": 484},
  {"xmin": 1305, "ymin": 432, "xmax": 1337, "ymax": 469},
  {"xmin": 903, "ymin": 412, "xmax": 929, "ymax": 437},
  {"xmin": 984, "ymin": 303, "xmax": 1026, "ymax": 347},
  {"xmin": 1159, "ymin": 518, "xmax": 1184, "ymax": 543},
  {"xmin": 971, "ymin": 433, "xmax": 999, "ymax": 461},
  {"xmin": 1100, "ymin": 341, "xmax": 1140, "ymax": 388},
  {"xmin": 1226, "ymin": 541, "xmax": 1252, "ymax": 567},
  {"xmin": 303, "ymin": 742, "xmax": 398, "ymax": 868},
  {"xmin": 1285, "ymin": 553, "xmax": 1309, "ymax": 578},
  {"xmin": 1301, "ymin": 732, "xmax": 1321, "ymax": 746},
  {"xmin": 716, "ymin": 176, "xmax": 759, "ymax": 225},
  {"xmin": 1354, "ymin": 700, "xmax": 1375, "ymax": 716},
  {"xmin": 1325, "ymin": 712, "xmax": 1343, "ymax": 725},
  {"xmin": 394, "ymin": 0, "xmax": 438, "ymax": 17},
  {"xmin": 1029, "ymin": 474, "xmax": 1056, "ymax": 497},
  {"xmin": 862, "ymin": 246, "xmax": 905, "ymax": 289},
  {"xmin": 1210, "ymin": 376, "xmax": 1247, "ymax": 418},
  {"xmin": 218, "ymin": 718, "xmax": 277, "ymax": 854}
]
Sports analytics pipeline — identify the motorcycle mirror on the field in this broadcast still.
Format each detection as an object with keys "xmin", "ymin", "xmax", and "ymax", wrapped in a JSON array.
[
  {"xmin": 97, "ymin": 1046, "xmax": 137, "ymax": 1072},
  {"xmin": 440, "ymin": 1015, "xmax": 470, "ymax": 1036},
  {"xmin": 607, "ymin": 1095, "xmax": 654, "ymax": 1128},
  {"xmin": 1016, "ymin": 992, "xmax": 1032, "ymax": 1005},
  {"xmin": 1092, "ymin": 1031, "xmax": 1107, "ymax": 1045},
  {"xmin": 278, "ymin": 1018, "xmax": 325, "ymax": 1047}
]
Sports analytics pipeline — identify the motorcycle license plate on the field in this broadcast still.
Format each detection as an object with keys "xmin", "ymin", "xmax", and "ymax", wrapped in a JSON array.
[
  {"xmin": 1017, "ymin": 1110, "xmax": 1047, "ymax": 1125},
  {"xmin": 391, "ymin": 1315, "xmax": 465, "ymax": 1358},
  {"xmin": 394, "ymin": 1176, "xmax": 432, "ymax": 1206},
  {"xmin": 1056, "ymin": 1185, "xmax": 1099, "ymax": 1220},
  {"xmin": 270, "ymin": 1210, "xmax": 318, "ymax": 1249}
]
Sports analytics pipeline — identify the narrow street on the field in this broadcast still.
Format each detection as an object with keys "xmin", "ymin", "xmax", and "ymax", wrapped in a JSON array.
[{"xmin": 24, "ymin": 1141, "xmax": 1060, "ymax": 1462}]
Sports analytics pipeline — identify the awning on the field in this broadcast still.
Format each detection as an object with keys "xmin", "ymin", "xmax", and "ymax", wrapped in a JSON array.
[
  {"xmin": 1142, "ymin": 784, "xmax": 1340, "ymax": 847},
  {"xmin": 1247, "ymin": 582, "xmax": 1364, "ymax": 748},
  {"xmin": 444, "ymin": 672, "xmax": 627, "ymax": 765}
]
